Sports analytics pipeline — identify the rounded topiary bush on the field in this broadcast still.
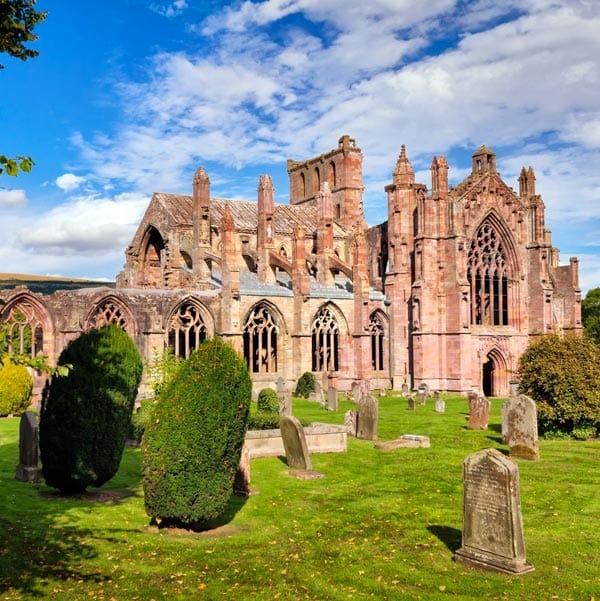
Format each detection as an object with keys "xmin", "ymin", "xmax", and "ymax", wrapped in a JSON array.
[
  {"xmin": 257, "ymin": 387, "xmax": 279, "ymax": 413},
  {"xmin": 142, "ymin": 337, "xmax": 251, "ymax": 528},
  {"xmin": 39, "ymin": 324, "xmax": 143, "ymax": 493},
  {"xmin": 294, "ymin": 371, "xmax": 315, "ymax": 398},
  {"xmin": 517, "ymin": 333, "xmax": 600, "ymax": 436},
  {"xmin": 0, "ymin": 358, "xmax": 33, "ymax": 416}
]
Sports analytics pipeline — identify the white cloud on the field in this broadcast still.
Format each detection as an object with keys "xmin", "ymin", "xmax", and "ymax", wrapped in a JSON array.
[
  {"xmin": 16, "ymin": 192, "xmax": 149, "ymax": 256},
  {"xmin": 0, "ymin": 188, "xmax": 26, "ymax": 207},
  {"xmin": 56, "ymin": 173, "xmax": 86, "ymax": 192},
  {"xmin": 150, "ymin": 1, "xmax": 188, "ymax": 18}
]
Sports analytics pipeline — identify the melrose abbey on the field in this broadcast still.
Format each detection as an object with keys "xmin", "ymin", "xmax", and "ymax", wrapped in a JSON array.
[{"xmin": 1, "ymin": 136, "xmax": 582, "ymax": 401}]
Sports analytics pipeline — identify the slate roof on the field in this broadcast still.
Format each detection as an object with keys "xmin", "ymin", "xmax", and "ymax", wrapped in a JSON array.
[{"xmin": 152, "ymin": 193, "xmax": 347, "ymax": 238}]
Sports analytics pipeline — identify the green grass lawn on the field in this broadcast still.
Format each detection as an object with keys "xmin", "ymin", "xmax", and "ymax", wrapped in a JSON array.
[{"xmin": 1, "ymin": 395, "xmax": 599, "ymax": 600}]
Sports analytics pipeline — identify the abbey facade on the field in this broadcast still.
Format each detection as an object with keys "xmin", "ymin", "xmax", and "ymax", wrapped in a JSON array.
[{"xmin": 1, "ymin": 135, "xmax": 581, "ymax": 401}]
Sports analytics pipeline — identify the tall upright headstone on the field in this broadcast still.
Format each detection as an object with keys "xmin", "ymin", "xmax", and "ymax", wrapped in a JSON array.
[
  {"xmin": 454, "ymin": 448, "xmax": 534, "ymax": 575},
  {"xmin": 276, "ymin": 376, "xmax": 292, "ymax": 416},
  {"xmin": 327, "ymin": 386, "xmax": 338, "ymax": 412},
  {"xmin": 468, "ymin": 394, "xmax": 491, "ymax": 430},
  {"xmin": 357, "ymin": 395, "xmax": 378, "ymax": 440},
  {"xmin": 504, "ymin": 395, "xmax": 539, "ymax": 460},
  {"xmin": 344, "ymin": 409, "xmax": 358, "ymax": 437},
  {"xmin": 280, "ymin": 415, "xmax": 312, "ymax": 471},
  {"xmin": 15, "ymin": 411, "xmax": 43, "ymax": 483}
]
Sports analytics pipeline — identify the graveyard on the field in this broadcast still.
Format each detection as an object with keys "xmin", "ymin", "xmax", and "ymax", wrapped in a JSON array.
[{"xmin": 1, "ymin": 394, "xmax": 599, "ymax": 600}]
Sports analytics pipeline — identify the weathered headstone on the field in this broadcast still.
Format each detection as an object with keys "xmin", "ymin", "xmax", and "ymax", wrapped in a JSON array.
[
  {"xmin": 276, "ymin": 376, "xmax": 292, "ymax": 416},
  {"xmin": 344, "ymin": 409, "xmax": 358, "ymax": 437},
  {"xmin": 454, "ymin": 448, "xmax": 534, "ymax": 575},
  {"xmin": 407, "ymin": 395, "xmax": 416, "ymax": 411},
  {"xmin": 509, "ymin": 379, "xmax": 520, "ymax": 398},
  {"xmin": 435, "ymin": 398, "xmax": 446, "ymax": 413},
  {"xmin": 500, "ymin": 400, "xmax": 510, "ymax": 443},
  {"xmin": 468, "ymin": 394, "xmax": 491, "ymax": 430},
  {"xmin": 233, "ymin": 443, "xmax": 251, "ymax": 496},
  {"xmin": 417, "ymin": 388, "xmax": 427, "ymax": 406},
  {"xmin": 504, "ymin": 395, "xmax": 539, "ymax": 460},
  {"xmin": 360, "ymin": 379, "xmax": 372, "ymax": 402},
  {"xmin": 401, "ymin": 382, "xmax": 409, "ymax": 395},
  {"xmin": 280, "ymin": 415, "xmax": 312, "ymax": 471},
  {"xmin": 15, "ymin": 411, "xmax": 43, "ymax": 483},
  {"xmin": 310, "ymin": 379, "xmax": 324, "ymax": 403},
  {"xmin": 351, "ymin": 380, "xmax": 361, "ymax": 404},
  {"xmin": 357, "ymin": 395, "xmax": 378, "ymax": 440},
  {"xmin": 327, "ymin": 386, "xmax": 338, "ymax": 412}
]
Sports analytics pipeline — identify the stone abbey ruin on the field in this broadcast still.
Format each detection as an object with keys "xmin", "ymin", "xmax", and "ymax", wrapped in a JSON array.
[{"xmin": 0, "ymin": 135, "xmax": 581, "ymax": 401}]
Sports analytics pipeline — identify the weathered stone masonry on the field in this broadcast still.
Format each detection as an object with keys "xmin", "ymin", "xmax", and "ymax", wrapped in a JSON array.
[{"xmin": 1, "ymin": 136, "xmax": 581, "ymax": 402}]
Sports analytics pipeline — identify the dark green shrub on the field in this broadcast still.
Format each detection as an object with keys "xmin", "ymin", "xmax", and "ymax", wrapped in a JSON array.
[
  {"xmin": 39, "ymin": 325, "xmax": 143, "ymax": 493},
  {"xmin": 294, "ymin": 371, "xmax": 315, "ymax": 398},
  {"xmin": 517, "ymin": 333, "xmax": 600, "ymax": 436},
  {"xmin": 0, "ymin": 358, "xmax": 33, "ymax": 416},
  {"xmin": 142, "ymin": 338, "xmax": 251, "ymax": 528},
  {"xmin": 257, "ymin": 387, "xmax": 279, "ymax": 413},
  {"xmin": 247, "ymin": 411, "xmax": 281, "ymax": 430}
]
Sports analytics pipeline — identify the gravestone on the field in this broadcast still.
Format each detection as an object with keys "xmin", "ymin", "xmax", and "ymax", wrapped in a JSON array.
[
  {"xmin": 360, "ymin": 379, "xmax": 372, "ymax": 402},
  {"xmin": 357, "ymin": 395, "xmax": 378, "ymax": 440},
  {"xmin": 500, "ymin": 400, "xmax": 510, "ymax": 443},
  {"xmin": 15, "ymin": 411, "xmax": 43, "ymax": 483},
  {"xmin": 454, "ymin": 448, "xmax": 534, "ymax": 574},
  {"xmin": 401, "ymin": 382, "xmax": 409, "ymax": 395},
  {"xmin": 504, "ymin": 395, "xmax": 539, "ymax": 460},
  {"xmin": 407, "ymin": 395, "xmax": 416, "ymax": 411},
  {"xmin": 344, "ymin": 410, "xmax": 358, "ymax": 437},
  {"xmin": 280, "ymin": 415, "xmax": 312, "ymax": 471},
  {"xmin": 417, "ymin": 388, "xmax": 427, "ymax": 406},
  {"xmin": 276, "ymin": 376, "xmax": 292, "ymax": 416},
  {"xmin": 351, "ymin": 381, "xmax": 361, "ymax": 404},
  {"xmin": 327, "ymin": 386, "xmax": 338, "ymax": 412},
  {"xmin": 310, "ymin": 379, "xmax": 324, "ymax": 403},
  {"xmin": 509, "ymin": 379, "xmax": 520, "ymax": 398},
  {"xmin": 375, "ymin": 434, "xmax": 431, "ymax": 450},
  {"xmin": 468, "ymin": 394, "xmax": 491, "ymax": 430},
  {"xmin": 435, "ymin": 398, "xmax": 446, "ymax": 413},
  {"xmin": 233, "ymin": 443, "xmax": 251, "ymax": 496}
]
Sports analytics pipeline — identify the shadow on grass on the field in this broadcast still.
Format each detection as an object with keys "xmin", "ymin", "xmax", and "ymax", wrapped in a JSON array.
[
  {"xmin": 0, "ymin": 436, "xmax": 143, "ymax": 597},
  {"xmin": 0, "ymin": 443, "xmax": 110, "ymax": 597},
  {"xmin": 427, "ymin": 525, "xmax": 462, "ymax": 553}
]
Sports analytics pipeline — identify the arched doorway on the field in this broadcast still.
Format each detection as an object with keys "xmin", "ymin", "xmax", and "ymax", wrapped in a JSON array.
[{"xmin": 481, "ymin": 348, "xmax": 508, "ymax": 397}]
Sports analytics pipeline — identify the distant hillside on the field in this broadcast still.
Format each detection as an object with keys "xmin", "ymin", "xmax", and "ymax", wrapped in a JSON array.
[{"xmin": 0, "ymin": 273, "xmax": 115, "ymax": 295}]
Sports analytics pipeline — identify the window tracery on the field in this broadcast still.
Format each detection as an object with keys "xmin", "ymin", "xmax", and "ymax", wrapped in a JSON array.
[
  {"xmin": 467, "ymin": 220, "xmax": 509, "ymax": 326},
  {"xmin": 311, "ymin": 306, "xmax": 339, "ymax": 372},
  {"xmin": 167, "ymin": 301, "xmax": 207, "ymax": 358},
  {"xmin": 87, "ymin": 299, "xmax": 131, "ymax": 332},
  {"xmin": 243, "ymin": 305, "xmax": 278, "ymax": 373},
  {"xmin": 2, "ymin": 303, "xmax": 43, "ymax": 358}
]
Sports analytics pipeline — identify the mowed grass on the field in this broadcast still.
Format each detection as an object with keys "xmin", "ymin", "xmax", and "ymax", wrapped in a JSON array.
[{"xmin": 0, "ymin": 395, "xmax": 599, "ymax": 600}]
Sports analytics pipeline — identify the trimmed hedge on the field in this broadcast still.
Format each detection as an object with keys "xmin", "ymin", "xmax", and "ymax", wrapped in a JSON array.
[
  {"xmin": 0, "ymin": 358, "xmax": 33, "ymax": 416},
  {"xmin": 518, "ymin": 333, "xmax": 600, "ymax": 436},
  {"xmin": 39, "ymin": 325, "xmax": 143, "ymax": 493},
  {"xmin": 142, "ymin": 338, "xmax": 251, "ymax": 528},
  {"xmin": 257, "ymin": 387, "xmax": 279, "ymax": 413},
  {"xmin": 294, "ymin": 371, "xmax": 315, "ymax": 398}
]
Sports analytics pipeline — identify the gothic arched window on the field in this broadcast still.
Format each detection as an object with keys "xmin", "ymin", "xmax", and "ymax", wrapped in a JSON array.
[
  {"xmin": 369, "ymin": 312, "xmax": 385, "ymax": 371},
  {"xmin": 311, "ymin": 306, "xmax": 339, "ymax": 372},
  {"xmin": 87, "ymin": 298, "xmax": 131, "ymax": 332},
  {"xmin": 467, "ymin": 220, "xmax": 510, "ymax": 326},
  {"xmin": 1, "ymin": 304, "xmax": 44, "ymax": 358},
  {"xmin": 243, "ymin": 304, "xmax": 278, "ymax": 373},
  {"xmin": 167, "ymin": 301, "xmax": 207, "ymax": 358}
]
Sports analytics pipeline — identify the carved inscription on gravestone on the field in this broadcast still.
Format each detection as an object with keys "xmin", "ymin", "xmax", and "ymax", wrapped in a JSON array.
[{"xmin": 454, "ymin": 448, "xmax": 534, "ymax": 575}]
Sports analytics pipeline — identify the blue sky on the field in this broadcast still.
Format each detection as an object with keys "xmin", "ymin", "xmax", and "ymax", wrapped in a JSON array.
[{"xmin": 1, "ymin": 0, "xmax": 600, "ymax": 293}]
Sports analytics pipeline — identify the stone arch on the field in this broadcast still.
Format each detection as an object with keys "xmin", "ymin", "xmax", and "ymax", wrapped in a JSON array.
[
  {"xmin": 1, "ymin": 292, "xmax": 52, "ymax": 359},
  {"xmin": 481, "ymin": 346, "xmax": 509, "ymax": 397},
  {"xmin": 467, "ymin": 211, "xmax": 519, "ymax": 326},
  {"xmin": 242, "ymin": 301, "xmax": 286, "ymax": 373},
  {"xmin": 140, "ymin": 225, "xmax": 166, "ymax": 287},
  {"xmin": 86, "ymin": 295, "xmax": 135, "ymax": 336},
  {"xmin": 165, "ymin": 298, "xmax": 214, "ymax": 358},
  {"xmin": 369, "ymin": 310, "xmax": 388, "ymax": 372},
  {"xmin": 328, "ymin": 160, "xmax": 336, "ymax": 189},
  {"xmin": 311, "ymin": 302, "xmax": 348, "ymax": 372},
  {"xmin": 313, "ymin": 166, "xmax": 321, "ymax": 195}
]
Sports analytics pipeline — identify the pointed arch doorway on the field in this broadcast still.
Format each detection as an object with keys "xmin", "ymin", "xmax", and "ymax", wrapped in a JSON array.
[{"xmin": 481, "ymin": 348, "xmax": 508, "ymax": 397}]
